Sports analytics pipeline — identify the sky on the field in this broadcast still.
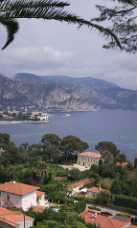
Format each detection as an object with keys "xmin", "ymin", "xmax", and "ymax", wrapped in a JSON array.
[{"xmin": 0, "ymin": 0, "xmax": 137, "ymax": 89}]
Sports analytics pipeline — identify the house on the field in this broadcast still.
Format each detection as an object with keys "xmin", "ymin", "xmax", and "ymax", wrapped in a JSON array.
[
  {"xmin": 81, "ymin": 208, "xmax": 137, "ymax": 228},
  {"xmin": 0, "ymin": 148, "xmax": 5, "ymax": 156},
  {"xmin": 86, "ymin": 187, "xmax": 106, "ymax": 198},
  {"xmin": 0, "ymin": 182, "xmax": 49, "ymax": 211},
  {"xmin": 67, "ymin": 179, "xmax": 90, "ymax": 196},
  {"xmin": 77, "ymin": 151, "xmax": 101, "ymax": 169},
  {"xmin": 0, "ymin": 207, "xmax": 33, "ymax": 228},
  {"xmin": 116, "ymin": 162, "xmax": 128, "ymax": 169}
]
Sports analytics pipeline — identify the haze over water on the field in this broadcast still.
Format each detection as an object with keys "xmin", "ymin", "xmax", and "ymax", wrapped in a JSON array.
[{"xmin": 0, "ymin": 110, "xmax": 137, "ymax": 161}]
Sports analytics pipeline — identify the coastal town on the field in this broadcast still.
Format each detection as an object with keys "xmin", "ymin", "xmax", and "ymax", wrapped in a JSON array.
[
  {"xmin": 0, "ymin": 111, "xmax": 49, "ymax": 122},
  {"xmin": 0, "ymin": 133, "xmax": 137, "ymax": 228}
]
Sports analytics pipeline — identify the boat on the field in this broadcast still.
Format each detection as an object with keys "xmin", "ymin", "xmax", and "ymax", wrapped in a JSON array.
[{"xmin": 65, "ymin": 113, "xmax": 71, "ymax": 117}]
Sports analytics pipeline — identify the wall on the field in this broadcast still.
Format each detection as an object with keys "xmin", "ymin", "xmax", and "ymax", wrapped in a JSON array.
[
  {"xmin": 0, "ymin": 192, "xmax": 22, "ymax": 209},
  {"xmin": 21, "ymin": 192, "xmax": 37, "ymax": 211}
]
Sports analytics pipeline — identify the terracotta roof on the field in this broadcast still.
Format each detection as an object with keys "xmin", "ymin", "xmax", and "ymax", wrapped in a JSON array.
[
  {"xmin": 116, "ymin": 162, "xmax": 128, "ymax": 168},
  {"xmin": 0, "ymin": 182, "xmax": 39, "ymax": 196},
  {"xmin": 87, "ymin": 187, "xmax": 105, "ymax": 194},
  {"xmin": 79, "ymin": 151, "xmax": 101, "ymax": 159},
  {"xmin": 81, "ymin": 209, "xmax": 131, "ymax": 228},
  {"xmin": 0, "ymin": 208, "xmax": 32, "ymax": 227},
  {"xmin": 32, "ymin": 205, "xmax": 45, "ymax": 214},
  {"xmin": 36, "ymin": 191, "xmax": 45, "ymax": 198},
  {"xmin": 68, "ymin": 179, "xmax": 90, "ymax": 190}
]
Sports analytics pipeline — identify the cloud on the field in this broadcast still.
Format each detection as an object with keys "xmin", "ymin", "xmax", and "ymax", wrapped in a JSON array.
[
  {"xmin": 0, "ymin": 0, "xmax": 137, "ymax": 90},
  {"xmin": 0, "ymin": 46, "xmax": 73, "ymax": 75}
]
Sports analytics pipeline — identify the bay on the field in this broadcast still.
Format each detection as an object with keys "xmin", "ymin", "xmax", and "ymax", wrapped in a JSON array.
[{"xmin": 0, "ymin": 110, "xmax": 137, "ymax": 160}]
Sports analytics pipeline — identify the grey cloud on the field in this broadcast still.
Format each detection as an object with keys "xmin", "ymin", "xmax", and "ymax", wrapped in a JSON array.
[{"xmin": 0, "ymin": 0, "xmax": 137, "ymax": 90}]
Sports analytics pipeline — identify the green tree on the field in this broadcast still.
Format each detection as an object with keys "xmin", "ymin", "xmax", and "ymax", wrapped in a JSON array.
[
  {"xmin": 61, "ymin": 135, "xmax": 88, "ymax": 160},
  {"xmin": 41, "ymin": 134, "xmax": 63, "ymax": 162},
  {"xmin": 41, "ymin": 134, "xmax": 61, "ymax": 146},
  {"xmin": 68, "ymin": 168, "xmax": 82, "ymax": 181},
  {"xmin": 134, "ymin": 158, "xmax": 137, "ymax": 168},
  {"xmin": 96, "ymin": 141, "xmax": 119, "ymax": 158}
]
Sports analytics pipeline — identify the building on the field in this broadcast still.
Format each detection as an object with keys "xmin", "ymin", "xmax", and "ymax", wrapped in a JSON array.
[
  {"xmin": 67, "ymin": 179, "xmax": 90, "ymax": 196},
  {"xmin": 0, "ymin": 182, "xmax": 49, "ymax": 211},
  {"xmin": 77, "ymin": 151, "xmax": 101, "ymax": 169},
  {"xmin": 116, "ymin": 162, "xmax": 128, "ymax": 169},
  {"xmin": 0, "ymin": 207, "xmax": 33, "ymax": 228},
  {"xmin": 0, "ymin": 148, "xmax": 5, "ymax": 156},
  {"xmin": 86, "ymin": 187, "xmax": 106, "ymax": 198},
  {"xmin": 81, "ymin": 208, "xmax": 137, "ymax": 228},
  {"xmin": 39, "ymin": 113, "xmax": 48, "ymax": 122}
]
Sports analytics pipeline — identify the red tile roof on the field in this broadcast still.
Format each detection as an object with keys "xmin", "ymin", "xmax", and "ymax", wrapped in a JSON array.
[
  {"xmin": 0, "ymin": 208, "xmax": 32, "ymax": 227},
  {"xmin": 79, "ymin": 151, "xmax": 101, "ymax": 159},
  {"xmin": 87, "ymin": 187, "xmax": 105, "ymax": 194},
  {"xmin": 116, "ymin": 162, "xmax": 128, "ymax": 168},
  {"xmin": 81, "ymin": 209, "xmax": 132, "ymax": 228},
  {"xmin": 68, "ymin": 179, "xmax": 90, "ymax": 190},
  {"xmin": 36, "ymin": 191, "xmax": 45, "ymax": 198},
  {"xmin": 0, "ymin": 182, "xmax": 39, "ymax": 196}
]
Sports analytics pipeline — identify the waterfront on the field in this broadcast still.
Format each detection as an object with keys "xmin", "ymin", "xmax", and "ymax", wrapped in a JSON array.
[{"xmin": 0, "ymin": 110, "xmax": 137, "ymax": 160}]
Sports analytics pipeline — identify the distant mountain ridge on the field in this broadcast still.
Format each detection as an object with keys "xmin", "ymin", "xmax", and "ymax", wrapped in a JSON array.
[{"xmin": 0, "ymin": 73, "xmax": 137, "ymax": 111}]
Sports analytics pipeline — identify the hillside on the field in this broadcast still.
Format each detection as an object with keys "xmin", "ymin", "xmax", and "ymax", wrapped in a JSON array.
[{"xmin": 0, "ymin": 73, "xmax": 137, "ymax": 111}]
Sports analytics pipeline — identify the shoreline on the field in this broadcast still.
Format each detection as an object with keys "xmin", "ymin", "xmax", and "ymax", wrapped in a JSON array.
[{"xmin": 0, "ymin": 120, "xmax": 49, "ymax": 124}]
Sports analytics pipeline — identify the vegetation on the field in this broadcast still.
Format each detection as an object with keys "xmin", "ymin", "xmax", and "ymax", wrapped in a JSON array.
[
  {"xmin": 1, "ymin": 132, "xmax": 137, "ymax": 226},
  {"xmin": 1, "ymin": 0, "xmax": 137, "ymax": 52}
]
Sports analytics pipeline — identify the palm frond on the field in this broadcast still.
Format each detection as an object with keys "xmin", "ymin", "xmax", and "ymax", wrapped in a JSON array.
[
  {"xmin": 0, "ymin": 0, "xmax": 122, "ymax": 50},
  {"xmin": 0, "ymin": 18, "xmax": 18, "ymax": 49}
]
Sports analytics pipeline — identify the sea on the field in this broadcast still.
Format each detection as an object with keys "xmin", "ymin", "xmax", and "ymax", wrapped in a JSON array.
[{"xmin": 0, "ymin": 110, "xmax": 137, "ymax": 161}]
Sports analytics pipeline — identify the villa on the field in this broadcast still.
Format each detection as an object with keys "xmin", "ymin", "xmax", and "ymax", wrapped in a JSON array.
[
  {"xmin": 0, "ymin": 207, "xmax": 33, "ymax": 228},
  {"xmin": 0, "ymin": 181, "xmax": 49, "ymax": 211},
  {"xmin": 77, "ymin": 151, "xmax": 102, "ymax": 169},
  {"xmin": 86, "ymin": 187, "xmax": 106, "ymax": 198},
  {"xmin": 81, "ymin": 208, "xmax": 137, "ymax": 228}
]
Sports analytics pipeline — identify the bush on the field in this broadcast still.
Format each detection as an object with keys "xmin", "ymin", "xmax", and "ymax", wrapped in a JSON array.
[{"xmin": 113, "ymin": 194, "xmax": 137, "ymax": 210}]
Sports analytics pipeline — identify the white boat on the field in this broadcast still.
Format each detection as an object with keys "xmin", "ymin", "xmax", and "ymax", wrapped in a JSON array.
[{"xmin": 65, "ymin": 113, "xmax": 71, "ymax": 117}]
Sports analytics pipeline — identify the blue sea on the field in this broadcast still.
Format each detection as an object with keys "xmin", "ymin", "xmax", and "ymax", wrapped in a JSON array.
[{"xmin": 0, "ymin": 110, "xmax": 137, "ymax": 160}]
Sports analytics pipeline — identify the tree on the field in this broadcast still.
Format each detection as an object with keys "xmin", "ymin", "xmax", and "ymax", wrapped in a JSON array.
[
  {"xmin": 0, "ymin": 0, "xmax": 122, "ymax": 50},
  {"xmin": 96, "ymin": 141, "xmax": 119, "ymax": 158},
  {"xmin": 61, "ymin": 135, "xmax": 89, "ymax": 160},
  {"xmin": 35, "ymin": 160, "xmax": 49, "ymax": 184},
  {"xmin": 134, "ymin": 157, "xmax": 137, "ymax": 168},
  {"xmin": 68, "ymin": 168, "xmax": 82, "ymax": 181},
  {"xmin": 91, "ymin": 0, "xmax": 137, "ymax": 52},
  {"xmin": 41, "ymin": 133, "xmax": 61, "ymax": 147},
  {"xmin": 0, "ymin": 133, "xmax": 10, "ymax": 145}
]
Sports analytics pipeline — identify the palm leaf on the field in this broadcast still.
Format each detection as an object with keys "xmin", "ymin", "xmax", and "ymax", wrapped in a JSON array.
[
  {"xmin": 0, "ymin": 18, "xmax": 18, "ymax": 49},
  {"xmin": 0, "ymin": 0, "xmax": 122, "ymax": 50}
]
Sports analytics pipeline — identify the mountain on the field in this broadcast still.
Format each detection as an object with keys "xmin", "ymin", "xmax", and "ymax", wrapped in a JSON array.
[{"xmin": 0, "ymin": 73, "xmax": 137, "ymax": 111}]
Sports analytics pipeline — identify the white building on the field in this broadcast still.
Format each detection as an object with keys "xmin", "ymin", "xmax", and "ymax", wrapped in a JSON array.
[
  {"xmin": 77, "ymin": 151, "xmax": 101, "ymax": 169},
  {"xmin": 0, "ymin": 182, "xmax": 49, "ymax": 211},
  {"xmin": 39, "ymin": 113, "xmax": 48, "ymax": 122},
  {"xmin": 0, "ymin": 207, "xmax": 33, "ymax": 228}
]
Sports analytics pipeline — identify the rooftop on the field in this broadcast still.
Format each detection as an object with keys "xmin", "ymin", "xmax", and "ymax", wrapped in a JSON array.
[
  {"xmin": 0, "ymin": 182, "xmax": 39, "ymax": 196},
  {"xmin": 81, "ymin": 209, "xmax": 135, "ymax": 228},
  {"xmin": 116, "ymin": 162, "xmax": 128, "ymax": 168},
  {"xmin": 0, "ymin": 208, "xmax": 32, "ymax": 227},
  {"xmin": 87, "ymin": 187, "xmax": 105, "ymax": 194},
  {"xmin": 36, "ymin": 191, "xmax": 45, "ymax": 198},
  {"xmin": 79, "ymin": 151, "xmax": 101, "ymax": 159},
  {"xmin": 68, "ymin": 179, "xmax": 90, "ymax": 190}
]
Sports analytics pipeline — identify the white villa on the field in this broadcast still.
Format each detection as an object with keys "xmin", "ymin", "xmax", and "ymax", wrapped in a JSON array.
[
  {"xmin": 77, "ymin": 151, "xmax": 102, "ymax": 169},
  {"xmin": 0, "ymin": 182, "xmax": 49, "ymax": 211}
]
